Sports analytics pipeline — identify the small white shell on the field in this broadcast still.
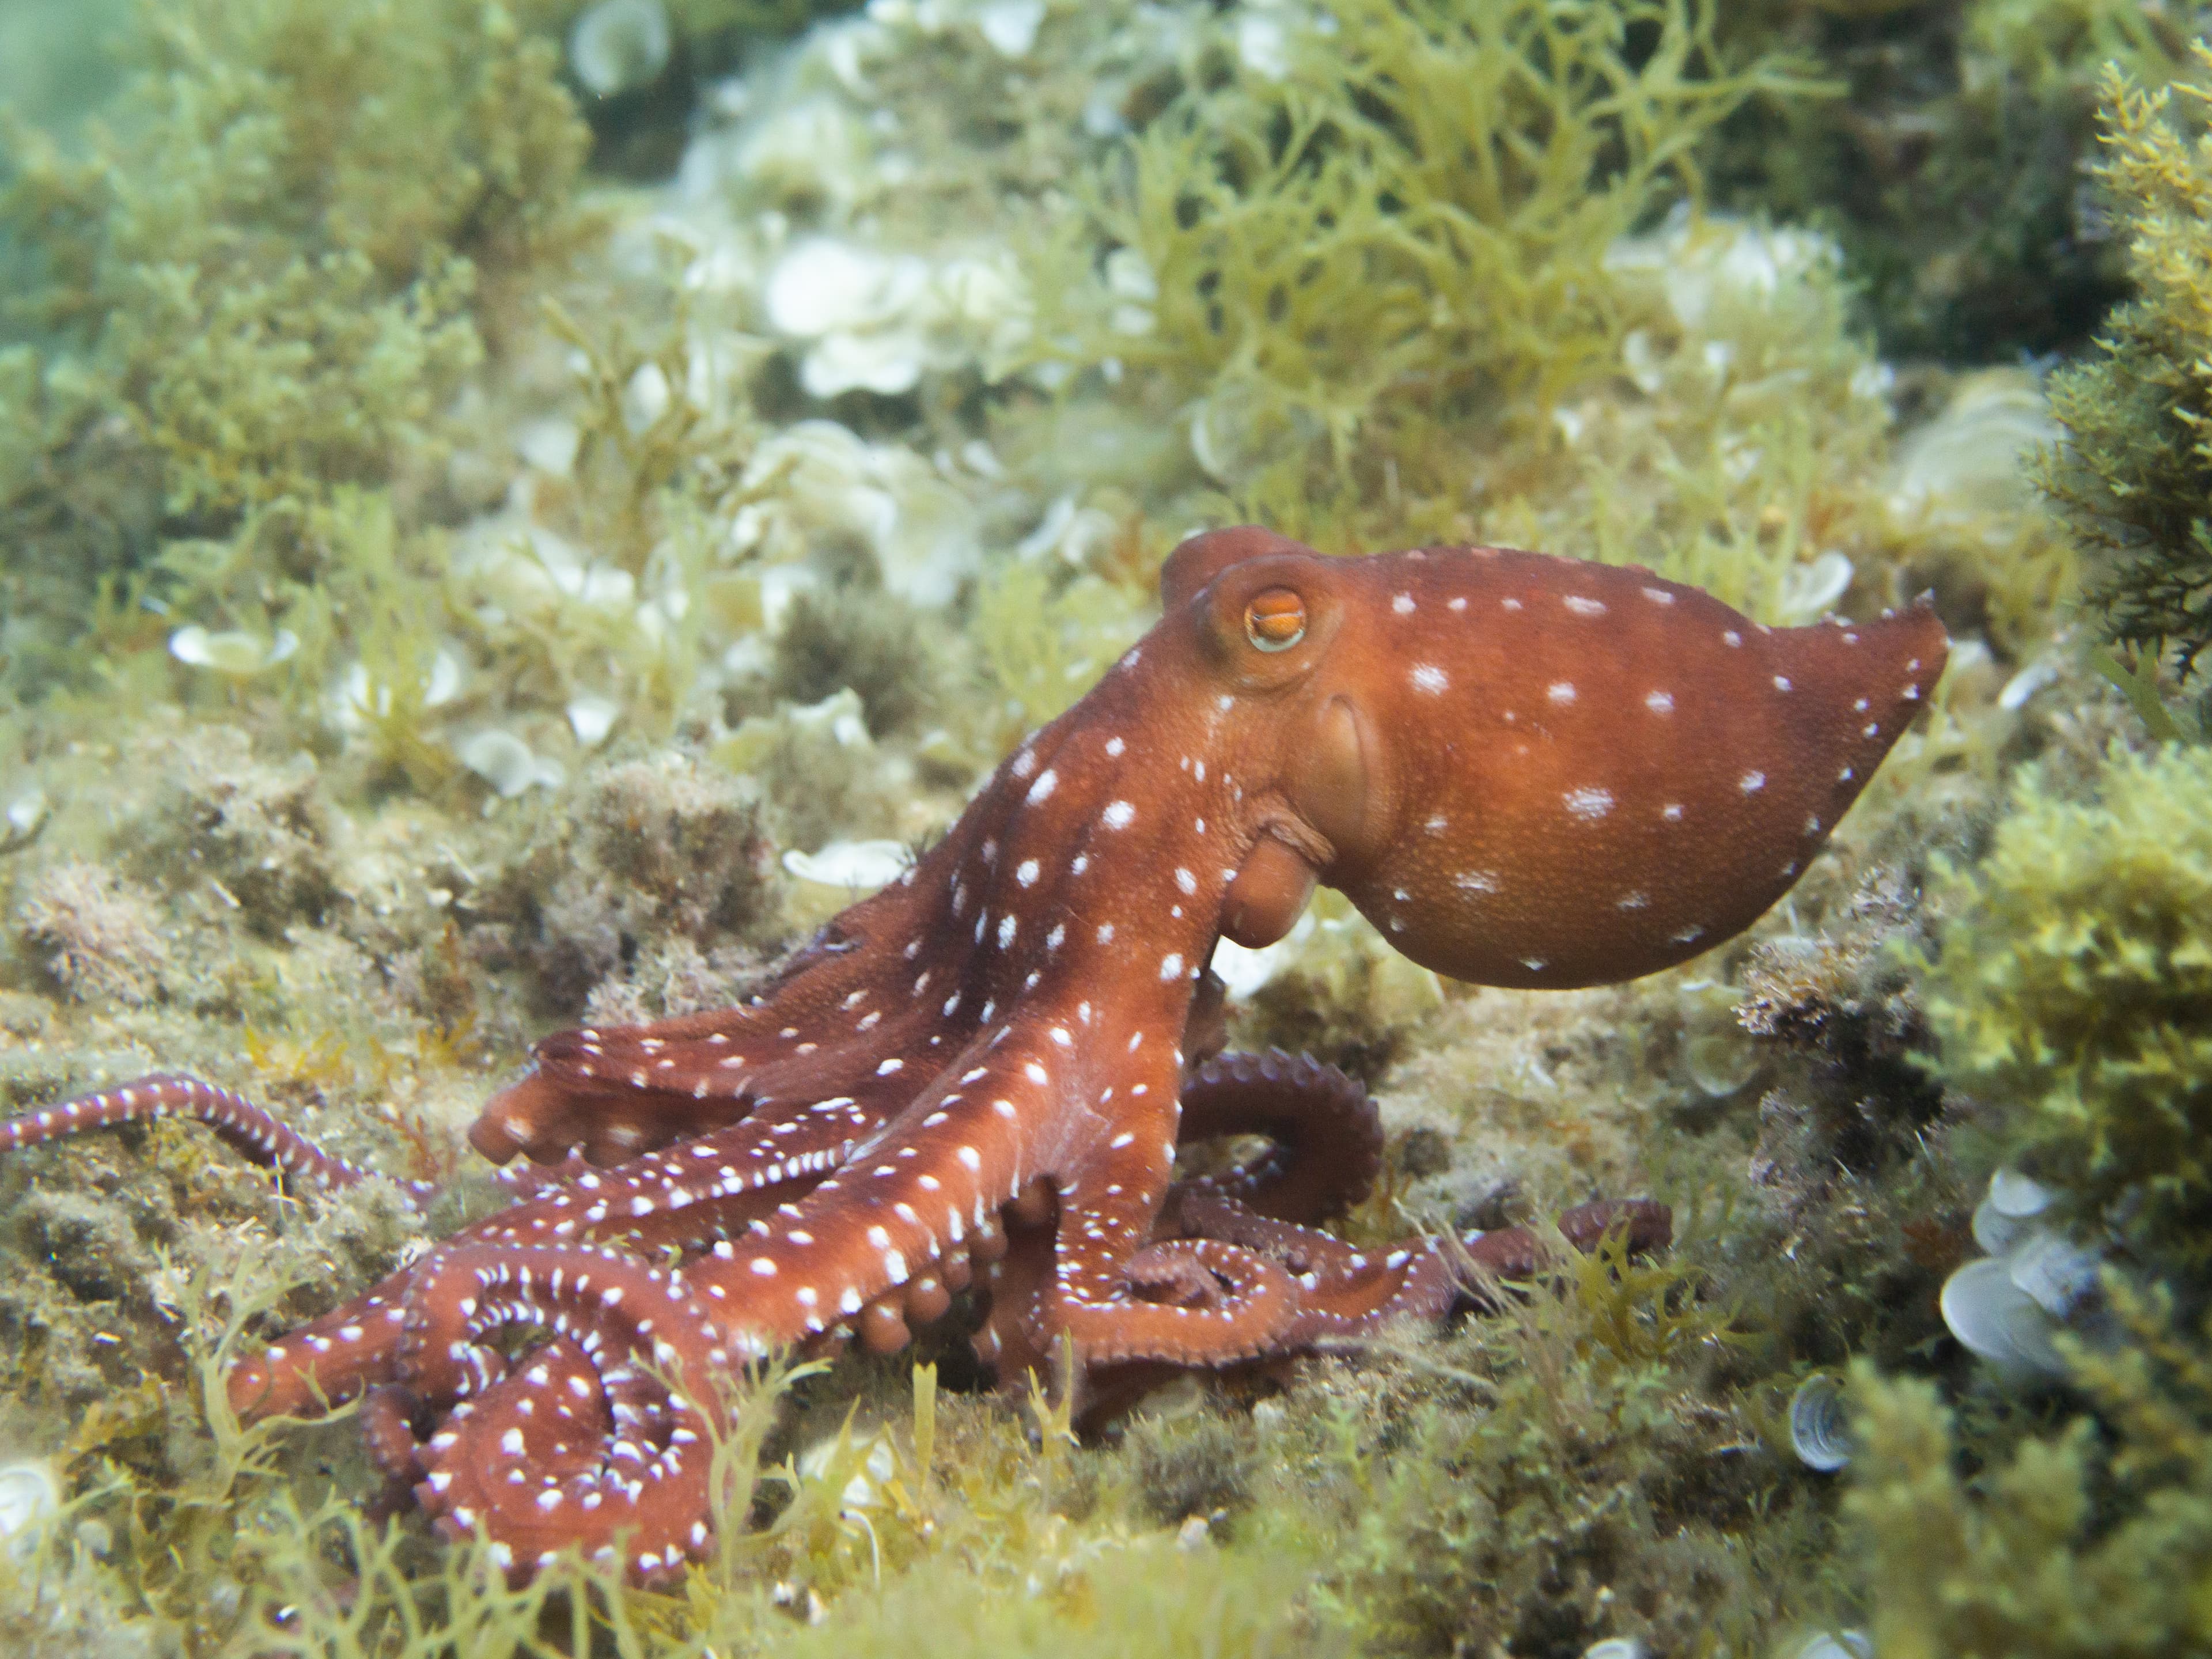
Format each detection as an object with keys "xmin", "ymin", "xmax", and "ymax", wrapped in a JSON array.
[
  {"xmin": 794, "ymin": 1428, "xmax": 895, "ymax": 1515},
  {"xmin": 1940, "ymin": 1257, "xmax": 2066, "ymax": 1381},
  {"xmin": 1684, "ymin": 1030, "xmax": 1760, "ymax": 1098},
  {"xmin": 1778, "ymin": 550, "xmax": 1854, "ymax": 624},
  {"xmin": 1787, "ymin": 1633, "xmax": 1874, "ymax": 1659},
  {"xmin": 3, "ymin": 789, "xmax": 46, "ymax": 840},
  {"xmin": 1997, "ymin": 656, "xmax": 2061, "ymax": 711},
  {"xmin": 566, "ymin": 694, "xmax": 621, "ymax": 749},
  {"xmin": 974, "ymin": 0, "xmax": 1045, "ymax": 56},
  {"xmin": 169, "ymin": 625, "xmax": 298, "ymax": 677},
  {"xmin": 1970, "ymin": 1194, "xmax": 2029, "ymax": 1256},
  {"xmin": 1787, "ymin": 1374, "xmax": 1853, "ymax": 1472},
  {"xmin": 1210, "ymin": 914, "xmax": 1315, "ymax": 1000},
  {"xmin": 0, "ymin": 1460, "xmax": 59, "ymax": 1547},
  {"xmin": 1974, "ymin": 1166, "xmax": 2058, "ymax": 1252},
  {"xmin": 2007, "ymin": 1228, "xmax": 2103, "ymax": 1319},
  {"xmin": 1582, "ymin": 1641, "xmax": 1646, "ymax": 1659},
  {"xmin": 569, "ymin": 0, "xmax": 671, "ymax": 98},
  {"xmin": 514, "ymin": 418, "xmax": 580, "ymax": 478},
  {"xmin": 1986, "ymin": 1168, "xmax": 2055, "ymax": 1218},
  {"xmin": 782, "ymin": 839, "xmax": 910, "ymax": 892},
  {"xmin": 456, "ymin": 731, "xmax": 565, "ymax": 798}
]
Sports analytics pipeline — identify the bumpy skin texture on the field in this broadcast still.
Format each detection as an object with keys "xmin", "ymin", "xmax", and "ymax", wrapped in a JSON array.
[{"xmin": 0, "ymin": 529, "xmax": 1944, "ymax": 1582}]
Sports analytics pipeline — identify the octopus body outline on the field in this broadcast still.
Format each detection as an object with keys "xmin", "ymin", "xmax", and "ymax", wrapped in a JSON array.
[{"xmin": 0, "ymin": 527, "xmax": 1946, "ymax": 1581}]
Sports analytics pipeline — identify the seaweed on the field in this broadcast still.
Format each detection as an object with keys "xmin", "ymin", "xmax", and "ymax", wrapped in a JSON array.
[
  {"xmin": 474, "ymin": 752, "xmax": 784, "ymax": 1017},
  {"xmin": 1296, "ymin": 1228, "xmax": 1814, "ymax": 1658},
  {"xmin": 0, "ymin": 0, "xmax": 593, "ymax": 700},
  {"xmin": 771, "ymin": 584, "xmax": 944, "ymax": 738},
  {"xmin": 2036, "ymin": 46, "xmax": 2212, "ymax": 678},
  {"xmin": 1919, "ymin": 740, "xmax": 2212, "ymax": 1256},
  {"xmin": 14, "ymin": 863, "xmax": 170, "ymax": 1008},
  {"xmin": 970, "ymin": 560, "xmax": 1149, "ymax": 744},
  {"xmin": 1844, "ymin": 1281, "xmax": 2212, "ymax": 1659},
  {"xmin": 1031, "ymin": 0, "xmax": 1809, "ymax": 543}
]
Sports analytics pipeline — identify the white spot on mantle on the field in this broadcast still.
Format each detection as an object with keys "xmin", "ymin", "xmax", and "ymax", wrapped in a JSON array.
[{"xmin": 1563, "ymin": 786, "xmax": 1615, "ymax": 820}]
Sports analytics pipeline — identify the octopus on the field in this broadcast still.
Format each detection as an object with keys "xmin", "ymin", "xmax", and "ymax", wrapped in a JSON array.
[{"xmin": 0, "ymin": 527, "xmax": 1946, "ymax": 1582}]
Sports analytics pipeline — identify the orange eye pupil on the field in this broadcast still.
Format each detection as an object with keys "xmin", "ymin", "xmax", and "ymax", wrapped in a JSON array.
[{"xmin": 1245, "ymin": 588, "xmax": 1307, "ymax": 652}]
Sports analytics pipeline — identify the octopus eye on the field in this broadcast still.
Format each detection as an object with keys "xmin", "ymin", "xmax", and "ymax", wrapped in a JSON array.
[{"xmin": 1244, "ymin": 588, "xmax": 1307, "ymax": 653}]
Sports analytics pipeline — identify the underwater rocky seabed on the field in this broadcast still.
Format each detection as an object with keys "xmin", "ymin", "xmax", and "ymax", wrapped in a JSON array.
[{"xmin": 1, "ymin": 0, "xmax": 2210, "ymax": 1653}]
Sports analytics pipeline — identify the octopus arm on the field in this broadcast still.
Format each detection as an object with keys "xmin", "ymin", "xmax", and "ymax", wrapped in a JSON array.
[
  {"xmin": 226, "ymin": 1275, "xmax": 416, "ymax": 1422},
  {"xmin": 684, "ymin": 1021, "xmax": 1104, "ymax": 1351},
  {"xmin": 471, "ymin": 1027, "xmax": 766, "ymax": 1166},
  {"xmin": 472, "ymin": 984, "xmax": 940, "ymax": 1171},
  {"xmin": 468, "ymin": 1090, "xmax": 885, "ymax": 1256},
  {"xmin": 1173, "ymin": 1050, "xmax": 1382, "ymax": 1225},
  {"xmin": 395, "ymin": 1242, "xmax": 734, "ymax": 1583},
  {"xmin": 0, "ymin": 1073, "xmax": 435, "ymax": 1200},
  {"xmin": 984, "ymin": 1036, "xmax": 1313, "ymax": 1370}
]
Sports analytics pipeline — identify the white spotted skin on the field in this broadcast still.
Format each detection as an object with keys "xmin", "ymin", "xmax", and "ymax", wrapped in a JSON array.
[{"xmin": 1191, "ymin": 539, "xmax": 1953, "ymax": 989}]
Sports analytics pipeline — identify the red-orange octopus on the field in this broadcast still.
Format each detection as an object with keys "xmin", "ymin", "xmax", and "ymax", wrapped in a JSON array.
[{"xmin": 0, "ymin": 527, "xmax": 1945, "ymax": 1582}]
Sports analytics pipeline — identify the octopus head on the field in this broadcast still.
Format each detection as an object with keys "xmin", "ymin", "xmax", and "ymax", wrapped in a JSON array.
[{"xmin": 1161, "ymin": 527, "xmax": 1948, "ymax": 990}]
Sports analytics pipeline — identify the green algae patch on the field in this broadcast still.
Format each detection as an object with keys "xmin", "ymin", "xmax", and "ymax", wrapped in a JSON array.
[
  {"xmin": 1276, "ymin": 1226, "xmax": 1818, "ymax": 1658},
  {"xmin": 2037, "ymin": 46, "xmax": 2212, "ymax": 679},
  {"xmin": 1921, "ymin": 741, "xmax": 2212, "ymax": 1253},
  {"xmin": 1844, "ymin": 1281, "xmax": 2212, "ymax": 1659},
  {"xmin": 0, "ymin": 0, "xmax": 593, "ymax": 701},
  {"xmin": 1032, "ymin": 0, "xmax": 1810, "ymax": 543}
]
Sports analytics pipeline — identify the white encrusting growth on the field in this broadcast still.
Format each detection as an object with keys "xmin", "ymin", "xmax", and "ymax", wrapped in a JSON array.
[
  {"xmin": 1411, "ymin": 664, "xmax": 1449, "ymax": 694},
  {"xmin": 1548, "ymin": 681, "xmax": 1577, "ymax": 705}
]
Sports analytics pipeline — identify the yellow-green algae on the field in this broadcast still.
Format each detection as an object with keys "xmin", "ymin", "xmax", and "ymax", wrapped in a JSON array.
[
  {"xmin": 1029, "ymin": 0, "xmax": 1814, "ymax": 547},
  {"xmin": 0, "ymin": 0, "xmax": 2197, "ymax": 1654},
  {"xmin": 2037, "ymin": 44, "xmax": 2212, "ymax": 680},
  {"xmin": 1846, "ymin": 1281, "xmax": 2212, "ymax": 1659},
  {"xmin": 1921, "ymin": 740, "xmax": 2212, "ymax": 1254}
]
